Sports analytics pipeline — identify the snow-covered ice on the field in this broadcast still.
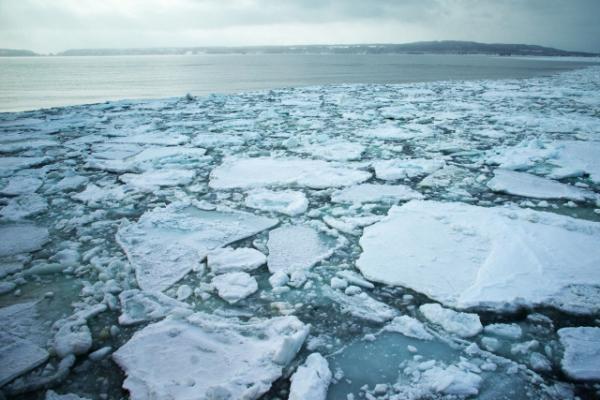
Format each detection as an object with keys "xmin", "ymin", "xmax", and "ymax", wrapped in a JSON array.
[
  {"xmin": 212, "ymin": 272, "xmax": 258, "ymax": 304},
  {"xmin": 331, "ymin": 183, "xmax": 423, "ymax": 204},
  {"xmin": 209, "ymin": 157, "xmax": 371, "ymax": 189},
  {"xmin": 419, "ymin": 303, "xmax": 482, "ymax": 338},
  {"xmin": 374, "ymin": 158, "xmax": 445, "ymax": 181},
  {"xmin": 487, "ymin": 169, "xmax": 596, "ymax": 201},
  {"xmin": 357, "ymin": 200, "xmax": 600, "ymax": 311},
  {"xmin": 557, "ymin": 327, "xmax": 600, "ymax": 381},
  {"xmin": 207, "ymin": 247, "xmax": 267, "ymax": 274},
  {"xmin": 116, "ymin": 203, "xmax": 277, "ymax": 292},
  {"xmin": 113, "ymin": 313, "xmax": 309, "ymax": 399},
  {"xmin": 244, "ymin": 189, "xmax": 309, "ymax": 216},
  {"xmin": 289, "ymin": 353, "xmax": 332, "ymax": 400}
]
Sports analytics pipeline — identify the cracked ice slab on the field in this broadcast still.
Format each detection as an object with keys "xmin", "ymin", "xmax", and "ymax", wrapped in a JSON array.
[
  {"xmin": 487, "ymin": 169, "xmax": 596, "ymax": 201},
  {"xmin": 113, "ymin": 312, "xmax": 309, "ymax": 400},
  {"xmin": 209, "ymin": 157, "xmax": 371, "ymax": 190},
  {"xmin": 558, "ymin": 327, "xmax": 600, "ymax": 381},
  {"xmin": 267, "ymin": 225, "xmax": 340, "ymax": 274},
  {"xmin": 357, "ymin": 200, "xmax": 600, "ymax": 312},
  {"xmin": 116, "ymin": 203, "xmax": 277, "ymax": 292}
]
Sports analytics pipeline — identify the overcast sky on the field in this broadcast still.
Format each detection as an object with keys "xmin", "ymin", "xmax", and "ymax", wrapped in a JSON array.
[{"xmin": 0, "ymin": 0, "xmax": 599, "ymax": 54}]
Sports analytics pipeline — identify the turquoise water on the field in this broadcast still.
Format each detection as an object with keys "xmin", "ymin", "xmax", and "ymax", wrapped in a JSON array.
[{"xmin": 0, "ymin": 54, "xmax": 596, "ymax": 112}]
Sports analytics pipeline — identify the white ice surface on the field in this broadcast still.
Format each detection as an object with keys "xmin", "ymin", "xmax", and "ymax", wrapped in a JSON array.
[
  {"xmin": 267, "ymin": 225, "xmax": 339, "ymax": 274},
  {"xmin": 116, "ymin": 203, "xmax": 277, "ymax": 292},
  {"xmin": 212, "ymin": 272, "xmax": 258, "ymax": 304},
  {"xmin": 0, "ymin": 194, "xmax": 48, "ymax": 220},
  {"xmin": 207, "ymin": 247, "xmax": 266, "ymax": 274},
  {"xmin": 374, "ymin": 158, "xmax": 445, "ymax": 181},
  {"xmin": 118, "ymin": 289, "xmax": 190, "ymax": 325},
  {"xmin": 383, "ymin": 315, "xmax": 434, "ymax": 341},
  {"xmin": 113, "ymin": 313, "xmax": 309, "ymax": 400},
  {"xmin": 209, "ymin": 157, "xmax": 371, "ymax": 190},
  {"xmin": 0, "ymin": 176, "xmax": 42, "ymax": 196},
  {"xmin": 119, "ymin": 169, "xmax": 196, "ymax": 191},
  {"xmin": 558, "ymin": 327, "xmax": 600, "ymax": 381},
  {"xmin": 357, "ymin": 200, "xmax": 600, "ymax": 311},
  {"xmin": 331, "ymin": 183, "xmax": 423, "ymax": 204},
  {"xmin": 487, "ymin": 169, "xmax": 596, "ymax": 201},
  {"xmin": 244, "ymin": 189, "xmax": 309, "ymax": 216},
  {"xmin": 419, "ymin": 303, "xmax": 482, "ymax": 338},
  {"xmin": 289, "ymin": 353, "xmax": 332, "ymax": 400}
]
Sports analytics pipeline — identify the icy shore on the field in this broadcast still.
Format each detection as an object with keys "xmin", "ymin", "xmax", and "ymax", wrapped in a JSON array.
[{"xmin": 1, "ymin": 66, "xmax": 600, "ymax": 399}]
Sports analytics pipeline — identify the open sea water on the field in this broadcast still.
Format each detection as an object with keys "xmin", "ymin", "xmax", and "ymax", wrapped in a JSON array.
[{"xmin": 0, "ymin": 53, "xmax": 597, "ymax": 112}]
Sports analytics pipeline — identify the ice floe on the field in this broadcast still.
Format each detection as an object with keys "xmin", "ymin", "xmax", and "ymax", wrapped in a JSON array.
[
  {"xmin": 0, "ymin": 225, "xmax": 49, "ymax": 257},
  {"xmin": 331, "ymin": 183, "xmax": 423, "ymax": 204},
  {"xmin": 117, "ymin": 203, "xmax": 277, "ymax": 291},
  {"xmin": 289, "ymin": 353, "xmax": 332, "ymax": 400},
  {"xmin": 419, "ymin": 303, "xmax": 482, "ymax": 338},
  {"xmin": 209, "ymin": 157, "xmax": 371, "ymax": 189},
  {"xmin": 244, "ymin": 189, "xmax": 309, "ymax": 216},
  {"xmin": 113, "ymin": 313, "xmax": 309, "ymax": 399},
  {"xmin": 558, "ymin": 327, "xmax": 600, "ymax": 381},
  {"xmin": 487, "ymin": 169, "xmax": 596, "ymax": 201},
  {"xmin": 357, "ymin": 200, "xmax": 600, "ymax": 311},
  {"xmin": 207, "ymin": 247, "xmax": 266, "ymax": 274},
  {"xmin": 212, "ymin": 272, "xmax": 258, "ymax": 304},
  {"xmin": 374, "ymin": 158, "xmax": 445, "ymax": 181}
]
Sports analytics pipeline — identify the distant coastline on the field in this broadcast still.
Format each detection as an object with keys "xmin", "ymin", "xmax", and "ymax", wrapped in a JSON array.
[{"xmin": 1, "ymin": 40, "xmax": 598, "ymax": 57}]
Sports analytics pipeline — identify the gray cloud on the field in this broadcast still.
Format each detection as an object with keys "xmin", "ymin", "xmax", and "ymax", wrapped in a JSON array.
[{"xmin": 0, "ymin": 0, "xmax": 598, "ymax": 53}]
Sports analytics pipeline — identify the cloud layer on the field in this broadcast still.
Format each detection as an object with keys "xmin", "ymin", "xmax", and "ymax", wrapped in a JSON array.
[{"xmin": 0, "ymin": 0, "xmax": 598, "ymax": 53}]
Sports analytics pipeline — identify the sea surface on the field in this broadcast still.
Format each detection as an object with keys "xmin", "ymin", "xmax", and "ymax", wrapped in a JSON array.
[{"xmin": 0, "ymin": 53, "xmax": 597, "ymax": 112}]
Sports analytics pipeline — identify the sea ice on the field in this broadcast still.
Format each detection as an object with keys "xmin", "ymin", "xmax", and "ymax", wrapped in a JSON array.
[
  {"xmin": 557, "ymin": 327, "xmax": 600, "ymax": 381},
  {"xmin": 289, "ymin": 353, "xmax": 332, "ymax": 400},
  {"xmin": 331, "ymin": 183, "xmax": 423, "ymax": 204},
  {"xmin": 209, "ymin": 157, "xmax": 370, "ymax": 189},
  {"xmin": 383, "ymin": 315, "xmax": 434, "ymax": 341},
  {"xmin": 0, "ymin": 194, "xmax": 48, "ymax": 220},
  {"xmin": 212, "ymin": 272, "xmax": 258, "ymax": 304},
  {"xmin": 548, "ymin": 140, "xmax": 600, "ymax": 183},
  {"xmin": 0, "ymin": 225, "xmax": 49, "ymax": 257},
  {"xmin": 0, "ymin": 157, "xmax": 48, "ymax": 177},
  {"xmin": 357, "ymin": 200, "xmax": 600, "ymax": 311},
  {"xmin": 0, "ymin": 176, "xmax": 42, "ymax": 196},
  {"xmin": 374, "ymin": 158, "xmax": 445, "ymax": 181},
  {"xmin": 419, "ymin": 303, "xmax": 482, "ymax": 338},
  {"xmin": 119, "ymin": 169, "xmax": 195, "ymax": 191},
  {"xmin": 295, "ymin": 141, "xmax": 365, "ymax": 161},
  {"xmin": 113, "ymin": 312, "xmax": 309, "ymax": 400},
  {"xmin": 267, "ymin": 225, "xmax": 338, "ymax": 274},
  {"xmin": 0, "ymin": 335, "xmax": 49, "ymax": 386},
  {"xmin": 118, "ymin": 289, "xmax": 190, "ymax": 325},
  {"xmin": 487, "ymin": 169, "xmax": 596, "ymax": 201},
  {"xmin": 323, "ymin": 286, "xmax": 397, "ymax": 323},
  {"xmin": 117, "ymin": 203, "xmax": 277, "ymax": 292},
  {"xmin": 207, "ymin": 247, "xmax": 266, "ymax": 274},
  {"xmin": 244, "ymin": 189, "xmax": 309, "ymax": 216}
]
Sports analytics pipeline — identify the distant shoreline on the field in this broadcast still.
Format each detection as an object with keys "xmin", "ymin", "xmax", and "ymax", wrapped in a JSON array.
[{"xmin": 1, "ymin": 40, "xmax": 598, "ymax": 58}]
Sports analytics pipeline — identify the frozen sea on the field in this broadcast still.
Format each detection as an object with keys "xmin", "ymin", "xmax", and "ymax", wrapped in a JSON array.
[
  {"xmin": 1, "ymin": 58, "xmax": 600, "ymax": 399},
  {"xmin": 0, "ymin": 54, "xmax": 598, "ymax": 112}
]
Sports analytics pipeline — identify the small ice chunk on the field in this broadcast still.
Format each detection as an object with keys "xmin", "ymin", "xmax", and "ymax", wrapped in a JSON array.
[
  {"xmin": 419, "ymin": 303, "xmax": 482, "ymax": 338},
  {"xmin": 207, "ymin": 247, "xmax": 267, "ymax": 274},
  {"xmin": 210, "ymin": 157, "xmax": 370, "ymax": 189},
  {"xmin": 269, "ymin": 271, "xmax": 289, "ymax": 288},
  {"xmin": 295, "ymin": 141, "xmax": 365, "ymax": 161},
  {"xmin": 46, "ymin": 175, "xmax": 88, "ymax": 193},
  {"xmin": 212, "ymin": 272, "xmax": 258, "ymax": 304},
  {"xmin": 558, "ymin": 326, "xmax": 600, "ymax": 380},
  {"xmin": 323, "ymin": 286, "xmax": 397, "ymax": 323},
  {"xmin": 335, "ymin": 270, "xmax": 375, "ymax": 289},
  {"xmin": 0, "ymin": 225, "xmax": 49, "ymax": 257},
  {"xmin": 484, "ymin": 323, "xmax": 522, "ymax": 339},
  {"xmin": 113, "ymin": 312, "xmax": 309, "ymax": 400},
  {"xmin": 245, "ymin": 189, "xmax": 308, "ymax": 216},
  {"xmin": 267, "ymin": 225, "xmax": 338, "ymax": 274},
  {"xmin": 384, "ymin": 315, "xmax": 434, "ymax": 340},
  {"xmin": 331, "ymin": 184, "xmax": 423, "ymax": 204},
  {"xmin": 118, "ymin": 289, "xmax": 190, "ymax": 325},
  {"xmin": 176, "ymin": 285, "xmax": 193, "ymax": 301},
  {"xmin": 45, "ymin": 390, "xmax": 91, "ymax": 400},
  {"xmin": 289, "ymin": 353, "xmax": 332, "ymax": 400},
  {"xmin": 420, "ymin": 364, "xmax": 482, "ymax": 396},
  {"xmin": 374, "ymin": 158, "xmax": 445, "ymax": 180},
  {"xmin": 330, "ymin": 277, "xmax": 348, "ymax": 290},
  {"xmin": 53, "ymin": 320, "xmax": 93, "ymax": 358}
]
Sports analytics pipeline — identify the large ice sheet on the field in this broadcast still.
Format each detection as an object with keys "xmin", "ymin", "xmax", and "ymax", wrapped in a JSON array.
[
  {"xmin": 209, "ymin": 157, "xmax": 371, "ymax": 189},
  {"xmin": 113, "ymin": 313, "xmax": 309, "ymax": 400},
  {"xmin": 117, "ymin": 203, "xmax": 277, "ymax": 292},
  {"xmin": 357, "ymin": 200, "xmax": 600, "ymax": 311},
  {"xmin": 487, "ymin": 169, "xmax": 596, "ymax": 201},
  {"xmin": 558, "ymin": 327, "xmax": 600, "ymax": 381}
]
